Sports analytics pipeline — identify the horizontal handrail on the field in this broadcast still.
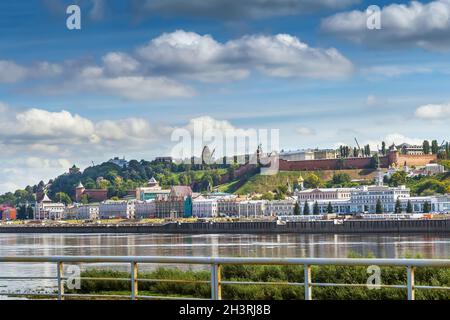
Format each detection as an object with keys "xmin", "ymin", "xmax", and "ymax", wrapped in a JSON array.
[
  {"xmin": 1, "ymin": 256, "xmax": 450, "ymax": 267},
  {"xmin": 2, "ymin": 256, "xmax": 450, "ymax": 300}
]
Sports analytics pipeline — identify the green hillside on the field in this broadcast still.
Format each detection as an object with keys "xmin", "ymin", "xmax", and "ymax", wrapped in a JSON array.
[{"xmin": 219, "ymin": 169, "xmax": 379, "ymax": 195}]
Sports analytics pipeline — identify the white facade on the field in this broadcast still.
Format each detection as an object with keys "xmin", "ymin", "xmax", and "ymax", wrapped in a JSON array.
[
  {"xmin": 237, "ymin": 200, "xmax": 267, "ymax": 218},
  {"xmin": 424, "ymin": 164, "xmax": 445, "ymax": 175},
  {"xmin": 296, "ymin": 188, "xmax": 354, "ymax": 201},
  {"xmin": 34, "ymin": 195, "xmax": 65, "ymax": 220},
  {"xmin": 192, "ymin": 198, "xmax": 219, "ymax": 218},
  {"xmin": 280, "ymin": 150, "xmax": 315, "ymax": 161},
  {"xmin": 99, "ymin": 200, "xmax": 135, "ymax": 219},
  {"xmin": 64, "ymin": 205, "xmax": 99, "ymax": 220},
  {"xmin": 266, "ymin": 199, "xmax": 296, "ymax": 216},
  {"xmin": 296, "ymin": 184, "xmax": 450, "ymax": 215}
]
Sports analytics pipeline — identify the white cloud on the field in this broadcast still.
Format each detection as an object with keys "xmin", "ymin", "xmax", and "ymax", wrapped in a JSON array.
[
  {"xmin": 0, "ymin": 103, "xmax": 164, "ymax": 149},
  {"xmin": 102, "ymin": 52, "xmax": 140, "ymax": 75},
  {"xmin": 23, "ymin": 157, "xmax": 71, "ymax": 169},
  {"xmin": 71, "ymin": 63, "xmax": 195, "ymax": 100},
  {"xmin": 362, "ymin": 65, "xmax": 433, "ymax": 77},
  {"xmin": 364, "ymin": 133, "xmax": 425, "ymax": 150},
  {"xmin": 137, "ymin": 0, "xmax": 360, "ymax": 20},
  {"xmin": 296, "ymin": 127, "xmax": 316, "ymax": 136},
  {"xmin": 0, "ymin": 60, "xmax": 27, "ymax": 83},
  {"xmin": 137, "ymin": 30, "xmax": 354, "ymax": 81},
  {"xmin": 321, "ymin": 0, "xmax": 450, "ymax": 51},
  {"xmin": 415, "ymin": 103, "xmax": 450, "ymax": 120}
]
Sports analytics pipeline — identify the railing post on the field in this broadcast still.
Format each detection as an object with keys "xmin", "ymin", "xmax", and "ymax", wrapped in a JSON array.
[
  {"xmin": 407, "ymin": 266, "xmax": 415, "ymax": 300},
  {"xmin": 131, "ymin": 262, "xmax": 138, "ymax": 300},
  {"xmin": 57, "ymin": 261, "xmax": 64, "ymax": 300},
  {"xmin": 211, "ymin": 264, "xmax": 222, "ymax": 300},
  {"xmin": 304, "ymin": 264, "xmax": 312, "ymax": 300}
]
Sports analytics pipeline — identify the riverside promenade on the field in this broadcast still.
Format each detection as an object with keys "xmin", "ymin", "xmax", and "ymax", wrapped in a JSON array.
[{"xmin": 1, "ymin": 219, "xmax": 450, "ymax": 234}]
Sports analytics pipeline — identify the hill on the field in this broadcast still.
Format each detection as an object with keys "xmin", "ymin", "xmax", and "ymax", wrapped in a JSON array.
[{"xmin": 219, "ymin": 169, "xmax": 379, "ymax": 195}]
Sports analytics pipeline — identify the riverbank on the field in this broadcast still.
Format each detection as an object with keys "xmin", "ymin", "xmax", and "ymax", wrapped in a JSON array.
[
  {"xmin": 68, "ymin": 261, "xmax": 450, "ymax": 300},
  {"xmin": 1, "ymin": 219, "xmax": 450, "ymax": 234}
]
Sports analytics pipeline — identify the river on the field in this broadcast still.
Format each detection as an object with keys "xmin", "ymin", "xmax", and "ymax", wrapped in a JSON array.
[{"xmin": 1, "ymin": 233, "xmax": 450, "ymax": 296}]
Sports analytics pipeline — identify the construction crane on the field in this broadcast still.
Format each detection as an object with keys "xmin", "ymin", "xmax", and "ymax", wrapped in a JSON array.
[{"xmin": 354, "ymin": 138, "xmax": 361, "ymax": 157}]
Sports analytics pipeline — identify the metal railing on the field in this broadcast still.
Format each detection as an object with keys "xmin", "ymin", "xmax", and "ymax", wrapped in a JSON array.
[{"xmin": 1, "ymin": 256, "xmax": 450, "ymax": 300}]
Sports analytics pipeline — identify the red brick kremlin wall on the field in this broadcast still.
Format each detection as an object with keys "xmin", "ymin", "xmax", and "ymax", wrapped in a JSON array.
[{"xmin": 278, "ymin": 151, "xmax": 437, "ymax": 171}]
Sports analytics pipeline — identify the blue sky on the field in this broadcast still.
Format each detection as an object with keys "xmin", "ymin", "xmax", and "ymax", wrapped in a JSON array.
[{"xmin": 1, "ymin": 0, "xmax": 450, "ymax": 193}]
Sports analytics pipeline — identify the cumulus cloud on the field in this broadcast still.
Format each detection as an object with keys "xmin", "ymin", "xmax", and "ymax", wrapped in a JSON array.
[
  {"xmin": 321, "ymin": 0, "xmax": 450, "ymax": 51},
  {"xmin": 2, "ymin": 30, "xmax": 353, "ymax": 100},
  {"xmin": 0, "ymin": 60, "xmax": 64, "ymax": 84},
  {"xmin": 137, "ymin": 30, "xmax": 354, "ymax": 81},
  {"xmin": 0, "ymin": 104, "xmax": 163, "ymax": 150},
  {"xmin": 134, "ymin": 0, "xmax": 360, "ymax": 20},
  {"xmin": 415, "ymin": 103, "xmax": 450, "ymax": 120},
  {"xmin": 78, "ymin": 72, "xmax": 195, "ymax": 100}
]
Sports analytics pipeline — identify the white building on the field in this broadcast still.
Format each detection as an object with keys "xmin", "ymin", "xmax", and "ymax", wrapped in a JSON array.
[
  {"xmin": 99, "ymin": 200, "xmax": 135, "ymax": 219},
  {"xmin": 296, "ymin": 188, "xmax": 354, "ymax": 202},
  {"xmin": 296, "ymin": 183, "xmax": 450, "ymax": 215},
  {"xmin": 266, "ymin": 199, "xmax": 296, "ymax": 216},
  {"xmin": 280, "ymin": 150, "xmax": 315, "ymax": 161},
  {"xmin": 34, "ymin": 194, "xmax": 66, "ymax": 220},
  {"xmin": 236, "ymin": 200, "xmax": 267, "ymax": 218},
  {"xmin": 424, "ymin": 163, "xmax": 445, "ymax": 175},
  {"xmin": 64, "ymin": 204, "xmax": 99, "ymax": 220},
  {"xmin": 192, "ymin": 198, "xmax": 219, "ymax": 218},
  {"xmin": 108, "ymin": 157, "xmax": 129, "ymax": 168}
]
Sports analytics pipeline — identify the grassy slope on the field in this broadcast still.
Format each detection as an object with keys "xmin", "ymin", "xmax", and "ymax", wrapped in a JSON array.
[{"xmin": 232, "ymin": 169, "xmax": 379, "ymax": 195}]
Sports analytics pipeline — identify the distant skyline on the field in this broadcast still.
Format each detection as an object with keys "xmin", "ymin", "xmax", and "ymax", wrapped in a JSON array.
[{"xmin": 1, "ymin": 0, "xmax": 450, "ymax": 193}]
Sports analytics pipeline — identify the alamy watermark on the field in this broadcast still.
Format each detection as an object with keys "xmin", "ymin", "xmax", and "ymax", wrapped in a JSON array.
[
  {"xmin": 66, "ymin": 265, "xmax": 81, "ymax": 290},
  {"xmin": 66, "ymin": 5, "xmax": 81, "ymax": 30},
  {"xmin": 170, "ymin": 123, "xmax": 280, "ymax": 175},
  {"xmin": 367, "ymin": 5, "xmax": 382, "ymax": 30},
  {"xmin": 366, "ymin": 265, "xmax": 382, "ymax": 290}
]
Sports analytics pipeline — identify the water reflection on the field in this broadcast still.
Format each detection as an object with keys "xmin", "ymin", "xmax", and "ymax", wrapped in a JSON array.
[{"xmin": 0, "ymin": 233, "xmax": 449, "ymax": 294}]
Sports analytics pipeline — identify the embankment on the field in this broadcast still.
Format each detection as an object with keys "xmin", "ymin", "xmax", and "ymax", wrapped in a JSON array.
[{"xmin": 1, "ymin": 219, "xmax": 450, "ymax": 234}]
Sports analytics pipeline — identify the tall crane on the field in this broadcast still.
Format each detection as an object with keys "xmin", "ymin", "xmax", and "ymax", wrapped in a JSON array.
[{"xmin": 354, "ymin": 138, "xmax": 361, "ymax": 157}]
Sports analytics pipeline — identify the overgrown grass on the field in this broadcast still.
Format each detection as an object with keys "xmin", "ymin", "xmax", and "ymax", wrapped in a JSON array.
[{"xmin": 70, "ymin": 254, "xmax": 450, "ymax": 300}]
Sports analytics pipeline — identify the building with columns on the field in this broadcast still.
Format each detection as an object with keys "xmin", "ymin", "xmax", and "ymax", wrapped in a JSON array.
[{"xmin": 34, "ymin": 194, "xmax": 66, "ymax": 220}]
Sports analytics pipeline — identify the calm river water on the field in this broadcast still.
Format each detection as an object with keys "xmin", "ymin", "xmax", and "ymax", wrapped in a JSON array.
[{"xmin": 1, "ymin": 233, "xmax": 450, "ymax": 296}]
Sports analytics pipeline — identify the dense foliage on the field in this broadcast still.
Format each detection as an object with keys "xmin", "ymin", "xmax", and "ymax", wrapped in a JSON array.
[
  {"xmin": 0, "ymin": 160, "xmax": 233, "ymax": 206},
  {"xmin": 72, "ymin": 256, "xmax": 450, "ymax": 300}
]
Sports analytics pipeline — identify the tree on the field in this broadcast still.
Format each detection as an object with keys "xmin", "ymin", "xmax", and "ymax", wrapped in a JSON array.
[
  {"xmin": 381, "ymin": 141, "xmax": 386, "ymax": 155},
  {"xmin": 313, "ymin": 201, "xmax": 320, "ymax": 215},
  {"xmin": 364, "ymin": 144, "xmax": 371, "ymax": 157},
  {"xmin": 423, "ymin": 140, "xmax": 430, "ymax": 154},
  {"xmin": 261, "ymin": 192, "xmax": 274, "ymax": 201},
  {"xmin": 431, "ymin": 140, "xmax": 439, "ymax": 155},
  {"xmin": 80, "ymin": 194, "xmax": 89, "ymax": 204},
  {"xmin": 303, "ymin": 201, "xmax": 310, "ymax": 215},
  {"xmin": 327, "ymin": 202, "xmax": 334, "ymax": 214},
  {"xmin": 332, "ymin": 173, "xmax": 351, "ymax": 186},
  {"xmin": 55, "ymin": 192, "xmax": 72, "ymax": 205},
  {"xmin": 294, "ymin": 202, "xmax": 300, "ymax": 215},
  {"xmin": 371, "ymin": 153, "xmax": 380, "ymax": 169},
  {"xmin": 395, "ymin": 197, "xmax": 402, "ymax": 214},
  {"xmin": 406, "ymin": 200, "xmax": 413, "ymax": 213},
  {"xmin": 304, "ymin": 174, "xmax": 321, "ymax": 189},
  {"xmin": 376, "ymin": 198, "xmax": 383, "ymax": 214},
  {"xmin": 423, "ymin": 201, "xmax": 431, "ymax": 213},
  {"xmin": 390, "ymin": 171, "xmax": 407, "ymax": 187}
]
